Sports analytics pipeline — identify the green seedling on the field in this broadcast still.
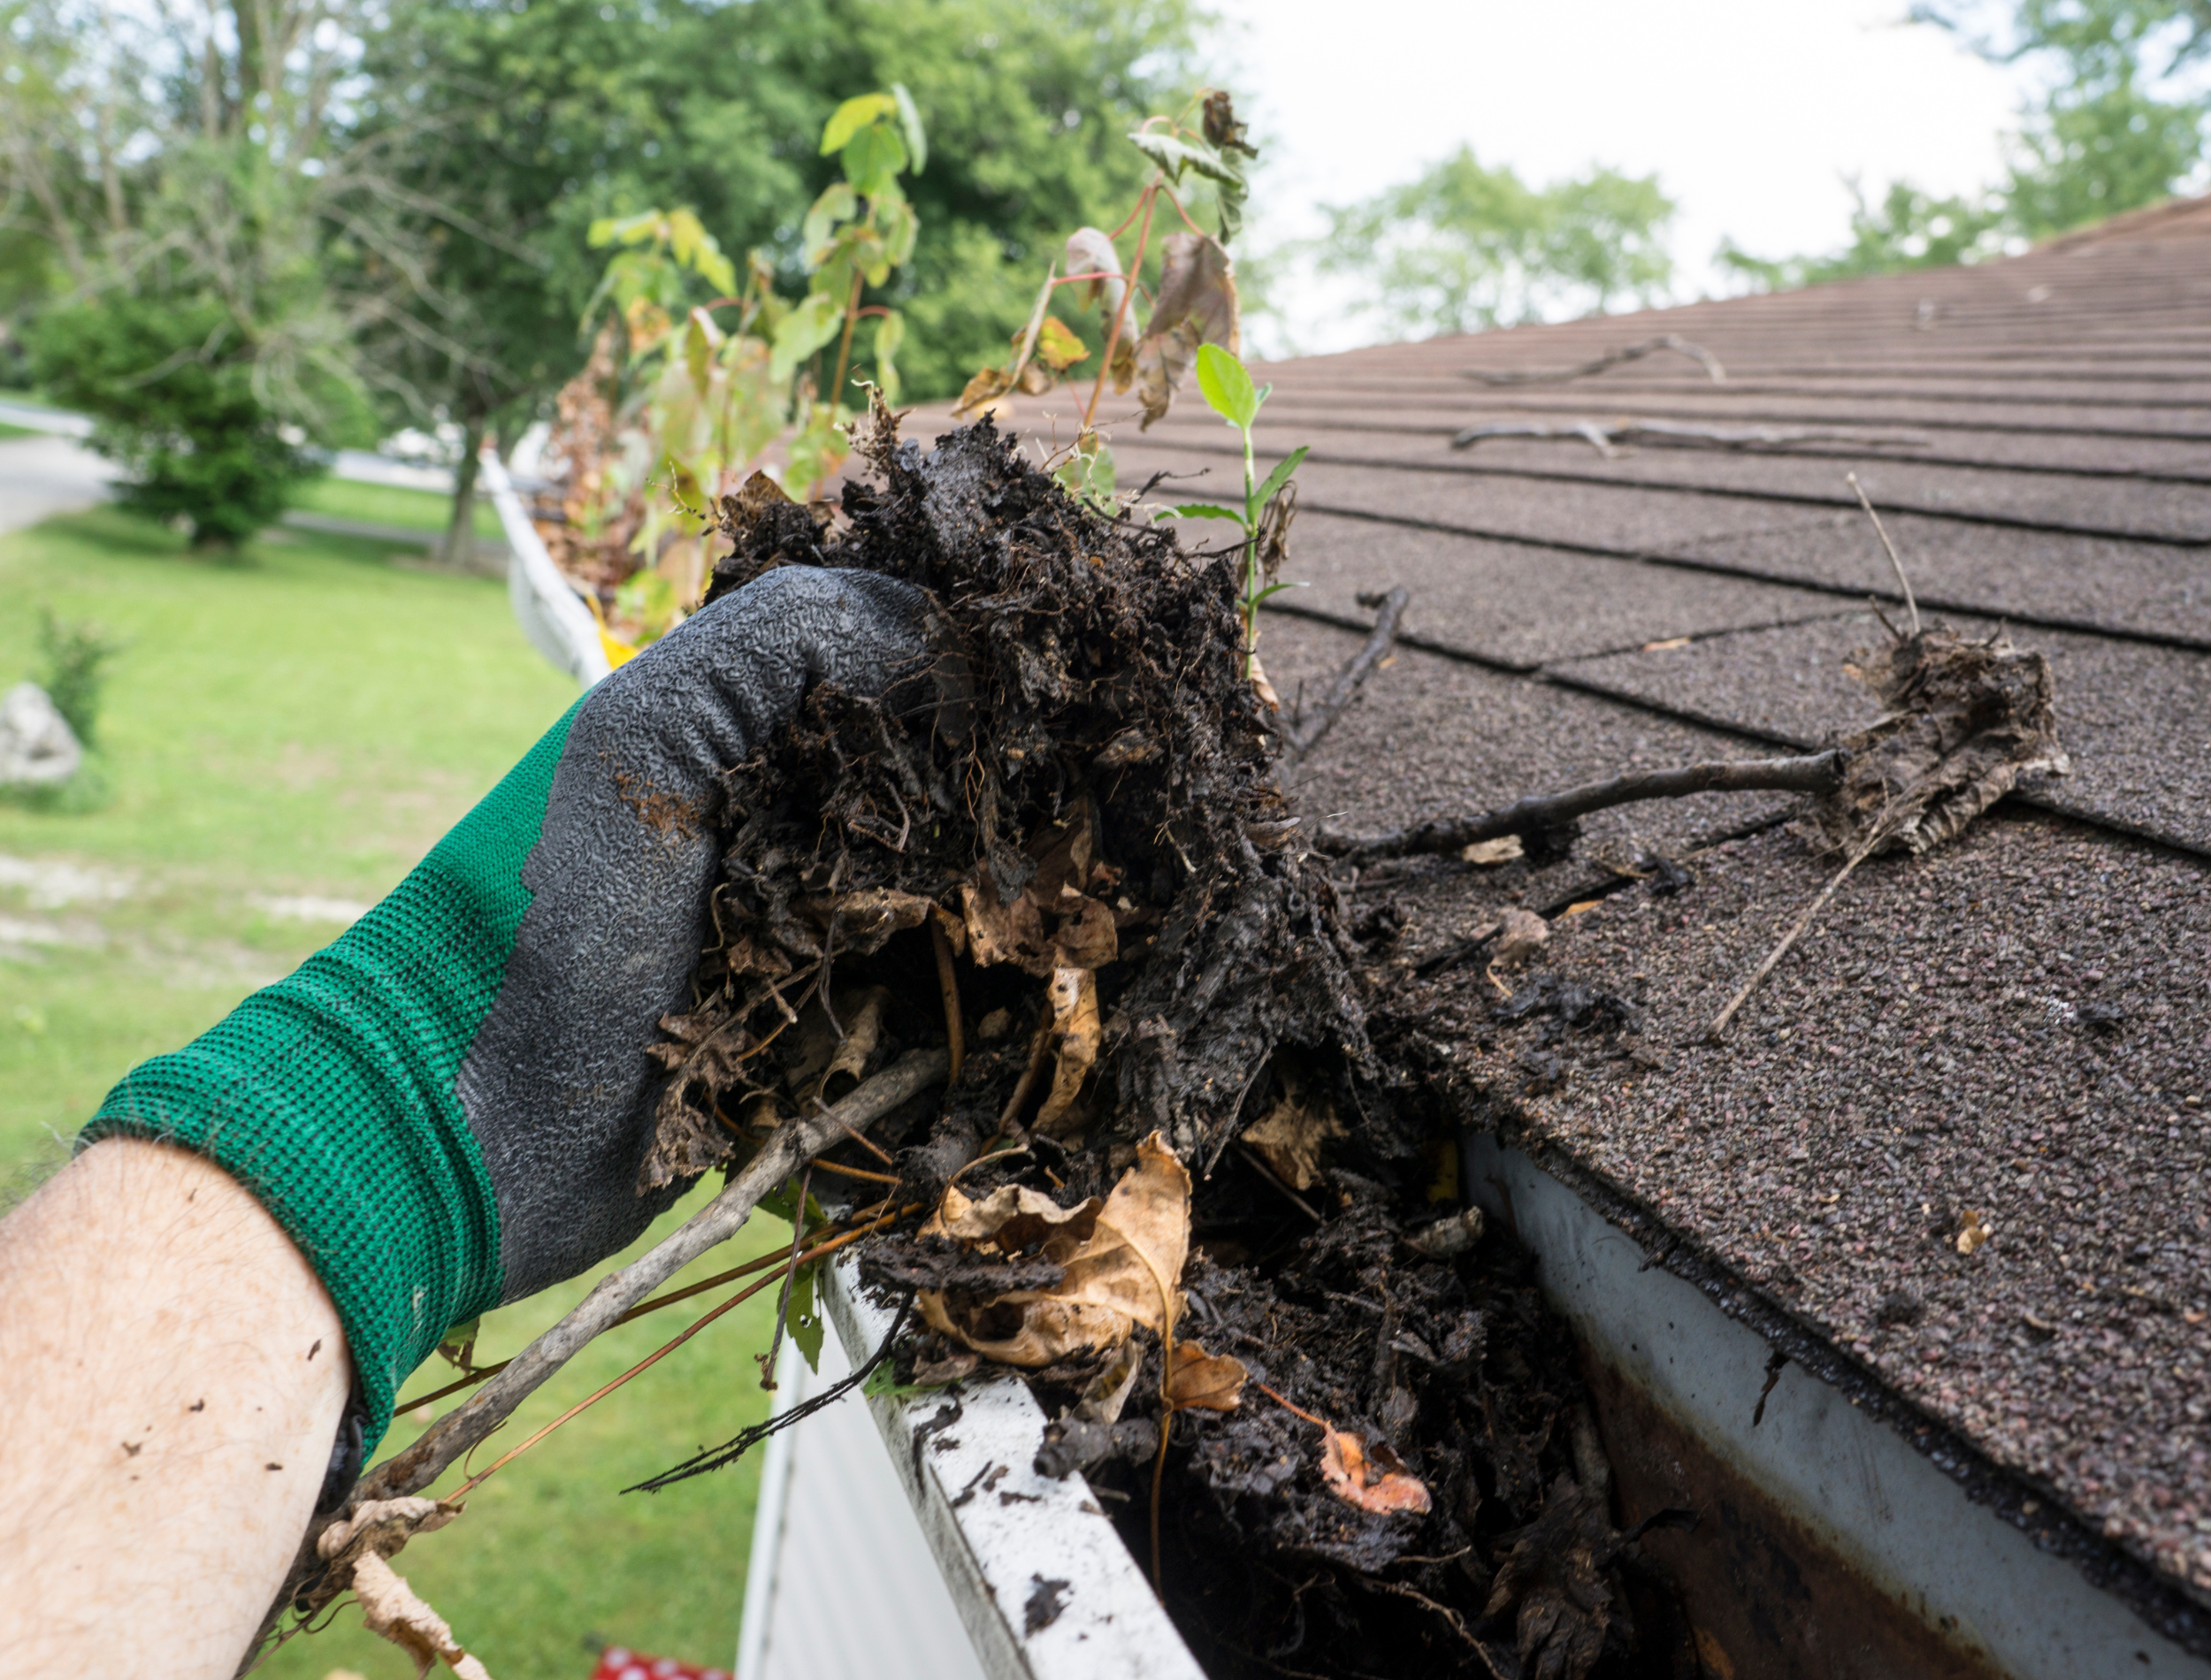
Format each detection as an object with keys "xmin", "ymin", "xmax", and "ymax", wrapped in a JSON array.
[{"xmin": 1162, "ymin": 341, "xmax": 1309, "ymax": 676}]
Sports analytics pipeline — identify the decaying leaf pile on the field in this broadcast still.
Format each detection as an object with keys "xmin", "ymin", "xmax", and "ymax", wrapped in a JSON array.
[
  {"xmin": 639, "ymin": 405, "xmax": 1680, "ymax": 1679},
  {"xmin": 1794, "ymin": 623, "xmax": 2069, "ymax": 859}
]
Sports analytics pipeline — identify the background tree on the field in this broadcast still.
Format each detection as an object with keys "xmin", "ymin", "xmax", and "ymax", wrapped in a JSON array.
[
  {"xmin": 359, "ymin": 0, "xmax": 1197, "ymax": 562},
  {"xmin": 1724, "ymin": 0, "xmax": 2209, "ymax": 288},
  {"xmin": 0, "ymin": 0, "xmax": 419, "ymax": 546},
  {"xmin": 1309, "ymin": 148, "xmax": 1676, "ymax": 340}
]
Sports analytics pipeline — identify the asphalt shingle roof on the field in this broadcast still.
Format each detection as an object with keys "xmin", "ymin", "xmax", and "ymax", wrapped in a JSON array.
[{"xmin": 1028, "ymin": 200, "xmax": 2211, "ymax": 1632}]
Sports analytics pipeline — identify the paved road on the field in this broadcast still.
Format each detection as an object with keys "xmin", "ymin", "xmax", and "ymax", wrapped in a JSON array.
[{"xmin": 0, "ymin": 433, "xmax": 115, "ymax": 536}]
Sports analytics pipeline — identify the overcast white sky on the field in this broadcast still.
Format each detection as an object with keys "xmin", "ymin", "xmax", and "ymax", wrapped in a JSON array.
[{"xmin": 1208, "ymin": 0, "xmax": 2039, "ymax": 353}]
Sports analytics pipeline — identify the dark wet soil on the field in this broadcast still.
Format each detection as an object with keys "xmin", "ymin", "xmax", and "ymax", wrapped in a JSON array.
[{"xmin": 667, "ymin": 414, "xmax": 1697, "ymax": 1679}]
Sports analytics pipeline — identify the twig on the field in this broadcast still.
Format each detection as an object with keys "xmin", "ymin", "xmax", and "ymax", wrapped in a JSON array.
[
  {"xmin": 810, "ymin": 1157, "xmax": 900, "ymax": 1186},
  {"xmin": 624, "ymin": 1295, "xmax": 916, "ymax": 1492},
  {"xmin": 931, "ymin": 914, "xmax": 966, "ymax": 1086},
  {"xmin": 1847, "ymin": 471, "xmax": 1922, "ymax": 635},
  {"xmin": 1704, "ymin": 833, "xmax": 1883, "ymax": 1042},
  {"xmin": 1317, "ymin": 750, "xmax": 1848, "ymax": 867},
  {"xmin": 1282, "ymin": 586, "xmax": 1409, "ymax": 763},
  {"xmin": 1464, "ymin": 333, "xmax": 1725, "ymax": 387},
  {"xmin": 1451, "ymin": 419, "xmax": 1926, "ymax": 457},
  {"xmin": 1236, "ymin": 1144, "xmax": 1321, "ymax": 1222},
  {"xmin": 348, "ymin": 1048, "xmax": 949, "ymax": 1508},
  {"xmin": 391, "ymin": 1213, "xmax": 901, "ymax": 1414}
]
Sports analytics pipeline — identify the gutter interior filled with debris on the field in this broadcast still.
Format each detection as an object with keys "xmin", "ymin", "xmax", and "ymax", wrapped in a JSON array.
[{"xmin": 305, "ymin": 404, "xmax": 2079, "ymax": 1680}]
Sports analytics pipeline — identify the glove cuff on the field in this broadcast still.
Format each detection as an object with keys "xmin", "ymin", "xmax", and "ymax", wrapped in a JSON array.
[{"xmin": 81, "ymin": 699, "xmax": 582, "ymax": 1449}]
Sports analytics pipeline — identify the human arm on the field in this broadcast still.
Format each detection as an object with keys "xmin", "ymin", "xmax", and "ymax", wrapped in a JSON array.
[
  {"xmin": 0, "ymin": 1138, "xmax": 351, "ymax": 1674},
  {"xmin": 0, "ymin": 565, "xmax": 934, "ymax": 1674}
]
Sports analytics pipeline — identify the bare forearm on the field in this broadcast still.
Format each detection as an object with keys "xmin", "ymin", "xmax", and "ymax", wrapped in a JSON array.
[{"xmin": 0, "ymin": 1139, "xmax": 350, "ymax": 1674}]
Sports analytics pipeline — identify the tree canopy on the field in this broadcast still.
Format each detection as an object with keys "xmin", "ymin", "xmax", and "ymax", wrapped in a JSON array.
[
  {"xmin": 1310, "ymin": 149, "xmax": 1676, "ymax": 341},
  {"xmin": 1724, "ymin": 0, "xmax": 2209, "ymax": 288}
]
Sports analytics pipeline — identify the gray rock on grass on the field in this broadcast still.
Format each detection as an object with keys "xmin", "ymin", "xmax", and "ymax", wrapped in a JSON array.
[{"xmin": 0, "ymin": 683, "xmax": 82, "ymax": 787}]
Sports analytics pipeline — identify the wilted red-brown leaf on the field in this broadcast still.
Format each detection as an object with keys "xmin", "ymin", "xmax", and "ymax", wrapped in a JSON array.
[
  {"xmin": 1320, "ymin": 1428, "xmax": 1432, "ymax": 1515},
  {"xmin": 1165, "ymin": 1340, "xmax": 1248, "ymax": 1412}
]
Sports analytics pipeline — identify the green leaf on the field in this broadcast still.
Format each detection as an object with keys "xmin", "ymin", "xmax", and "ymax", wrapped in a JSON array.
[
  {"xmin": 769, "ymin": 293, "xmax": 843, "ymax": 383},
  {"xmin": 1159, "ymin": 502, "xmax": 1244, "ymax": 523},
  {"xmin": 874, "ymin": 309, "xmax": 905, "ymax": 405},
  {"xmin": 787, "ymin": 1262, "xmax": 823, "ymax": 1374},
  {"xmin": 1128, "ymin": 128, "xmax": 1242, "ymax": 187},
  {"xmin": 1251, "ymin": 579, "xmax": 1308, "ymax": 606},
  {"xmin": 1195, "ymin": 342, "xmax": 1259, "ymax": 431},
  {"xmin": 1251, "ymin": 444, "xmax": 1309, "ymax": 513},
  {"xmin": 821, "ymin": 93, "xmax": 898, "ymax": 156},
  {"xmin": 839, "ymin": 121, "xmax": 908, "ymax": 199},
  {"xmin": 802, "ymin": 182, "xmax": 859, "ymax": 266},
  {"xmin": 892, "ymin": 83, "xmax": 927, "ymax": 176},
  {"xmin": 876, "ymin": 195, "xmax": 919, "ymax": 270}
]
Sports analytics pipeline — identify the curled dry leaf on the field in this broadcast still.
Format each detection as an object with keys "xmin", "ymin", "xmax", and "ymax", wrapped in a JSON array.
[
  {"xmin": 1133, "ymin": 233, "xmax": 1238, "ymax": 429},
  {"xmin": 920, "ymin": 1132, "xmax": 1190, "ymax": 1366},
  {"xmin": 1165, "ymin": 1339, "xmax": 1249, "ymax": 1412},
  {"xmin": 352, "ymin": 1552, "xmax": 494, "ymax": 1680},
  {"xmin": 1063, "ymin": 227, "xmax": 1126, "ymax": 317},
  {"xmin": 1035, "ymin": 966, "xmax": 1101, "ymax": 1134},
  {"xmin": 1794, "ymin": 626, "xmax": 2069, "ymax": 859},
  {"xmin": 315, "ymin": 1495, "xmax": 460, "ymax": 1584},
  {"xmin": 781, "ymin": 983, "xmax": 891, "ymax": 1109},
  {"xmin": 1240, "ymin": 1065, "xmax": 1345, "ymax": 1192},
  {"xmin": 1320, "ymin": 1427, "xmax": 1432, "ymax": 1516},
  {"xmin": 953, "ymin": 364, "xmax": 1016, "ymax": 419},
  {"xmin": 1462, "ymin": 835, "xmax": 1524, "ymax": 866}
]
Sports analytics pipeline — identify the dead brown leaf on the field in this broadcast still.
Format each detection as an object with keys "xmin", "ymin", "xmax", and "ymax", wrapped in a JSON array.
[
  {"xmin": 352, "ymin": 1552, "xmax": 494, "ymax": 1680},
  {"xmin": 1165, "ymin": 1340, "xmax": 1248, "ymax": 1412},
  {"xmin": 1957, "ymin": 1209, "xmax": 1992, "ymax": 1255},
  {"xmin": 1034, "ymin": 966, "xmax": 1101, "ymax": 1134},
  {"xmin": 780, "ymin": 983, "xmax": 890, "ymax": 1108},
  {"xmin": 1240, "ymin": 1067, "xmax": 1345, "ymax": 1191},
  {"xmin": 1794, "ymin": 626, "xmax": 2069, "ymax": 858},
  {"xmin": 919, "ymin": 1132, "xmax": 1190, "ymax": 1366},
  {"xmin": 953, "ymin": 365, "xmax": 1016, "ymax": 419},
  {"xmin": 942, "ymin": 1182, "xmax": 1102, "ymax": 1252},
  {"xmin": 1133, "ymin": 233, "xmax": 1238, "ymax": 429},
  {"xmin": 1320, "ymin": 1428, "xmax": 1432, "ymax": 1515}
]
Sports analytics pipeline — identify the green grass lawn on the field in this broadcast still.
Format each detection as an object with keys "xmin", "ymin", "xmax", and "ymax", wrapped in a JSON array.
[
  {"xmin": 1, "ymin": 506, "xmax": 777, "ymax": 1676},
  {"xmin": 0, "ymin": 420, "xmax": 39, "ymax": 440},
  {"xmin": 289, "ymin": 474, "xmax": 505, "ymax": 539}
]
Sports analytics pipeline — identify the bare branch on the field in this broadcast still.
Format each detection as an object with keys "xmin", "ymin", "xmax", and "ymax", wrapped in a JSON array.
[
  {"xmin": 1282, "ymin": 586, "xmax": 1408, "ymax": 763},
  {"xmin": 1463, "ymin": 333, "xmax": 1725, "ymax": 387},
  {"xmin": 1316, "ymin": 749, "xmax": 1848, "ymax": 867},
  {"xmin": 1451, "ymin": 419, "xmax": 1928, "ymax": 458},
  {"xmin": 348, "ymin": 1046, "xmax": 949, "ymax": 1510},
  {"xmin": 1846, "ymin": 471, "xmax": 1922, "ymax": 635}
]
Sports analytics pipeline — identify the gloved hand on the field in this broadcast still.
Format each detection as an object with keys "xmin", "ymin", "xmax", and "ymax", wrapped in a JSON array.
[{"xmin": 84, "ymin": 566, "xmax": 931, "ymax": 1452}]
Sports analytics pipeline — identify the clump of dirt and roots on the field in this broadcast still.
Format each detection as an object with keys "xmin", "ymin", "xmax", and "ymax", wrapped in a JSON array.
[{"xmin": 650, "ymin": 405, "xmax": 1690, "ymax": 1680}]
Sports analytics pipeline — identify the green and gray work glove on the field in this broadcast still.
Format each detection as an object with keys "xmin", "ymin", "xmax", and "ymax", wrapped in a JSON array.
[{"xmin": 84, "ymin": 566, "xmax": 930, "ymax": 1459}]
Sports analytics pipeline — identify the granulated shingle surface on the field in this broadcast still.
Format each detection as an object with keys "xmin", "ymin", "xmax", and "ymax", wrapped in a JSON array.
[
  {"xmin": 930, "ymin": 195, "xmax": 2211, "ymax": 1622},
  {"xmin": 1228, "ymin": 515, "xmax": 1847, "ymax": 668},
  {"xmin": 1371, "ymin": 815, "xmax": 2211, "ymax": 1596},
  {"xmin": 1654, "ymin": 512, "xmax": 2211, "ymax": 645},
  {"xmin": 1549, "ymin": 612, "xmax": 2211, "ymax": 856},
  {"xmin": 1259, "ymin": 615, "xmax": 1798, "ymax": 878}
]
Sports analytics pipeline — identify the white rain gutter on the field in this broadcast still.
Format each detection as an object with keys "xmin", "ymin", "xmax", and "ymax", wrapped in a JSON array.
[
  {"xmin": 477, "ymin": 446, "xmax": 612, "ymax": 689},
  {"xmin": 1464, "ymin": 1131, "xmax": 2211, "ymax": 1680},
  {"xmin": 793, "ymin": 1254, "xmax": 1208, "ymax": 1680}
]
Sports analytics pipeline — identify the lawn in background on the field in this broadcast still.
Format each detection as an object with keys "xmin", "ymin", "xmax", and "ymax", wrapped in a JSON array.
[
  {"xmin": 289, "ymin": 473, "xmax": 505, "ymax": 538},
  {"xmin": 0, "ymin": 506, "xmax": 775, "ymax": 1675}
]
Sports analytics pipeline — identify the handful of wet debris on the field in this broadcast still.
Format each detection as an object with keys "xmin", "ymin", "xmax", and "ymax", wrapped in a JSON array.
[{"xmin": 644, "ymin": 405, "xmax": 1671, "ymax": 1679}]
